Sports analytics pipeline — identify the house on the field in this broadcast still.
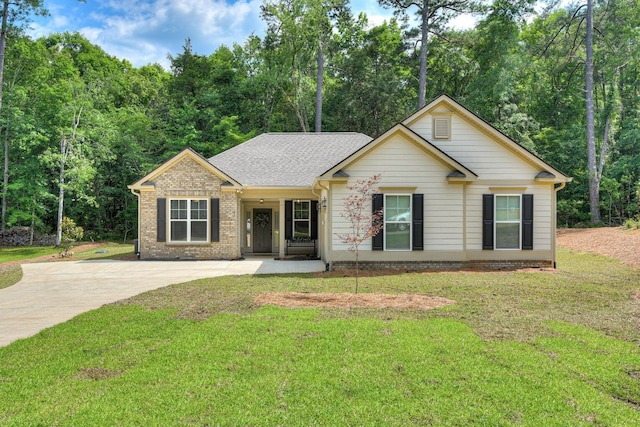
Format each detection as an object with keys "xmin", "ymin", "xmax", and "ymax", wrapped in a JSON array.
[{"xmin": 128, "ymin": 95, "xmax": 571, "ymax": 270}]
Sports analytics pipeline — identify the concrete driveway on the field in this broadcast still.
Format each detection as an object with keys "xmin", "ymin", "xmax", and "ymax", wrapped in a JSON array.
[{"xmin": 0, "ymin": 258, "xmax": 325, "ymax": 347}]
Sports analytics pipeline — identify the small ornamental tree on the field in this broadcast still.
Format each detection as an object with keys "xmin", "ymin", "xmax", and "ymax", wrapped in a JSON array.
[
  {"xmin": 59, "ymin": 216, "xmax": 84, "ymax": 257},
  {"xmin": 335, "ymin": 174, "xmax": 383, "ymax": 293}
]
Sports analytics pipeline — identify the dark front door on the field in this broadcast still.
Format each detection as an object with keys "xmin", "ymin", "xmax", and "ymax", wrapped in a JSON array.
[{"xmin": 253, "ymin": 209, "xmax": 272, "ymax": 253}]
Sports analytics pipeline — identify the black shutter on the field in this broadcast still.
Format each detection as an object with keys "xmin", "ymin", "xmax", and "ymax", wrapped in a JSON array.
[
  {"xmin": 372, "ymin": 193, "xmax": 384, "ymax": 251},
  {"xmin": 210, "ymin": 198, "xmax": 220, "ymax": 242},
  {"xmin": 412, "ymin": 194, "xmax": 424, "ymax": 250},
  {"xmin": 482, "ymin": 194, "xmax": 494, "ymax": 250},
  {"xmin": 522, "ymin": 194, "xmax": 534, "ymax": 250},
  {"xmin": 310, "ymin": 200, "xmax": 318, "ymax": 239},
  {"xmin": 285, "ymin": 200, "xmax": 293, "ymax": 239},
  {"xmin": 157, "ymin": 198, "xmax": 166, "ymax": 242}
]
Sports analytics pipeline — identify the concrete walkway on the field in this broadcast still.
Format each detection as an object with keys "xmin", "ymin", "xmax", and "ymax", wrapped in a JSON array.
[{"xmin": 0, "ymin": 258, "xmax": 325, "ymax": 347}]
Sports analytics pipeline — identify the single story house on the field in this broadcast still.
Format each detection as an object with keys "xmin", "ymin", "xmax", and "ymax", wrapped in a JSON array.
[{"xmin": 129, "ymin": 95, "xmax": 571, "ymax": 270}]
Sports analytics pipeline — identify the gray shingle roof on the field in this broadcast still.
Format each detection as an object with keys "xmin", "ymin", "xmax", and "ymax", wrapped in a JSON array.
[{"xmin": 208, "ymin": 133, "xmax": 372, "ymax": 187}]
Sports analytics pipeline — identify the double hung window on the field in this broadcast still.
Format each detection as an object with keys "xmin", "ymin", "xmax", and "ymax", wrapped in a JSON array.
[
  {"xmin": 384, "ymin": 195, "xmax": 411, "ymax": 250},
  {"xmin": 170, "ymin": 199, "xmax": 208, "ymax": 242},
  {"xmin": 495, "ymin": 195, "xmax": 521, "ymax": 249},
  {"xmin": 293, "ymin": 200, "xmax": 310, "ymax": 238}
]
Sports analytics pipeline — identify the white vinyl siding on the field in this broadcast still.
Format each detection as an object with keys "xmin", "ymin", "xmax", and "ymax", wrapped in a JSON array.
[
  {"xmin": 170, "ymin": 199, "xmax": 208, "ymax": 242},
  {"xmin": 331, "ymin": 134, "xmax": 464, "ymax": 252},
  {"xmin": 466, "ymin": 185, "xmax": 553, "ymax": 251},
  {"xmin": 411, "ymin": 114, "xmax": 539, "ymax": 180}
]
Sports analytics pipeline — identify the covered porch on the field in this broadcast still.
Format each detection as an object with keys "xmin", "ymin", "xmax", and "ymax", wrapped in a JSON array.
[{"xmin": 238, "ymin": 189, "xmax": 324, "ymax": 259}]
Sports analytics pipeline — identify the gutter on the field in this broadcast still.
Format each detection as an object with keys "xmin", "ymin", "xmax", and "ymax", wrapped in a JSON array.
[{"xmin": 128, "ymin": 187, "xmax": 141, "ymax": 257}]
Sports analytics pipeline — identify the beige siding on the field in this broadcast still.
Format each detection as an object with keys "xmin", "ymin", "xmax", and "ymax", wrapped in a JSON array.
[
  {"xmin": 409, "ymin": 114, "xmax": 540, "ymax": 179},
  {"xmin": 465, "ymin": 184, "xmax": 553, "ymax": 251},
  {"xmin": 331, "ymin": 135, "xmax": 464, "ymax": 254}
]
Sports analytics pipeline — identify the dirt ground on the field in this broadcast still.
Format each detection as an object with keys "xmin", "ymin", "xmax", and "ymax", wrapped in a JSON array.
[
  {"xmin": 256, "ymin": 227, "xmax": 639, "ymax": 310},
  {"xmin": 556, "ymin": 227, "xmax": 640, "ymax": 268}
]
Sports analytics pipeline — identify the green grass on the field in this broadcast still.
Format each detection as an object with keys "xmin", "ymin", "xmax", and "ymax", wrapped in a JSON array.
[
  {"xmin": 0, "ymin": 265, "xmax": 22, "ymax": 289},
  {"xmin": 0, "ymin": 245, "xmax": 60, "ymax": 263},
  {"xmin": 0, "ymin": 244, "xmax": 134, "ymax": 289},
  {"xmin": 0, "ymin": 248, "xmax": 639, "ymax": 425}
]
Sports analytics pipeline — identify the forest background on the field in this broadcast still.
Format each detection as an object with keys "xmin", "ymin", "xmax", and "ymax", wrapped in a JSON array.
[{"xmin": 0, "ymin": 0, "xmax": 638, "ymax": 242}]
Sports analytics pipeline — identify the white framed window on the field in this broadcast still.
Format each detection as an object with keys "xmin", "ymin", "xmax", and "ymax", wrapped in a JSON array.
[
  {"xmin": 293, "ymin": 200, "xmax": 310, "ymax": 238},
  {"xmin": 170, "ymin": 199, "xmax": 208, "ymax": 242},
  {"xmin": 495, "ymin": 195, "xmax": 521, "ymax": 249},
  {"xmin": 384, "ymin": 194, "xmax": 411, "ymax": 250}
]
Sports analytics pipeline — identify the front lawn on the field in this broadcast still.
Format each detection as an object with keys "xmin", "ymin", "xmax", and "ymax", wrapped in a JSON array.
[{"xmin": 1, "ymin": 248, "xmax": 639, "ymax": 425}]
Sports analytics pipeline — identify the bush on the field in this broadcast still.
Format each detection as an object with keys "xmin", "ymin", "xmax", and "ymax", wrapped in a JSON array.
[{"xmin": 60, "ymin": 217, "xmax": 84, "ymax": 256}]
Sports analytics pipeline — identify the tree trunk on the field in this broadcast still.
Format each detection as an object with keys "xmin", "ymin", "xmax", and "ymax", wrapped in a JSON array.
[
  {"xmin": 0, "ymin": 0, "xmax": 9, "ymax": 232},
  {"xmin": 55, "ymin": 138, "xmax": 66, "ymax": 247},
  {"xmin": 418, "ymin": 0, "xmax": 429, "ymax": 109},
  {"xmin": 585, "ymin": 0, "xmax": 600, "ymax": 223},
  {"xmin": 315, "ymin": 41, "xmax": 324, "ymax": 133}
]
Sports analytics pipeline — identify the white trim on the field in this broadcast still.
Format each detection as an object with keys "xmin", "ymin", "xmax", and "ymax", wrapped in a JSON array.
[
  {"xmin": 494, "ymin": 194, "xmax": 521, "ymax": 250},
  {"xmin": 383, "ymin": 194, "xmax": 412, "ymax": 251},
  {"xmin": 168, "ymin": 198, "xmax": 209, "ymax": 243},
  {"xmin": 293, "ymin": 200, "xmax": 311, "ymax": 238}
]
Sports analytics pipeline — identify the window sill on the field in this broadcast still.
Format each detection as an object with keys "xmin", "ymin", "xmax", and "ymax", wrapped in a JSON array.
[{"xmin": 166, "ymin": 241, "xmax": 211, "ymax": 246}]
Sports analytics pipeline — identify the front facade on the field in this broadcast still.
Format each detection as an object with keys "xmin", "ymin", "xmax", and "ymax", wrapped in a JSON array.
[{"xmin": 129, "ymin": 95, "xmax": 571, "ymax": 269}]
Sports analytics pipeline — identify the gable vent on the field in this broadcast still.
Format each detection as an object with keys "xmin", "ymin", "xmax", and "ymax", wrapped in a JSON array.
[{"xmin": 433, "ymin": 117, "xmax": 451, "ymax": 140}]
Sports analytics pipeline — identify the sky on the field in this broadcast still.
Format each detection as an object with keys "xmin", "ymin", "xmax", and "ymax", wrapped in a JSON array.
[{"xmin": 28, "ymin": 0, "xmax": 477, "ymax": 70}]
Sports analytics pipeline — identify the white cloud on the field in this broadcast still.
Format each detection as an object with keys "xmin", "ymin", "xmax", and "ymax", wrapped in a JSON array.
[{"xmin": 32, "ymin": 0, "xmax": 265, "ymax": 68}]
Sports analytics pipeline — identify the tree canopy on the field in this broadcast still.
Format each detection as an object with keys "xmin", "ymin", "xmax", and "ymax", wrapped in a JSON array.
[{"xmin": 1, "ymin": 0, "xmax": 639, "ymax": 240}]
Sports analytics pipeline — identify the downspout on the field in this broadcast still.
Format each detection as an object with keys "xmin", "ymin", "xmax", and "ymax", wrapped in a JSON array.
[
  {"xmin": 552, "ymin": 181, "xmax": 567, "ymax": 268},
  {"xmin": 313, "ymin": 181, "xmax": 330, "ymax": 269},
  {"xmin": 129, "ymin": 187, "xmax": 141, "ymax": 257}
]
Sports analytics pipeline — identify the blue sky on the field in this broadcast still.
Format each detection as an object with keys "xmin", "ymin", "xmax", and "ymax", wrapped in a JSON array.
[
  {"xmin": 29, "ymin": 0, "xmax": 408, "ymax": 69},
  {"xmin": 28, "ymin": 1, "xmax": 569, "ymax": 70}
]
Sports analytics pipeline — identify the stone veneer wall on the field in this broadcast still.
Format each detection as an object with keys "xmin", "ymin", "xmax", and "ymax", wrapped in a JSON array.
[
  {"xmin": 138, "ymin": 156, "xmax": 239, "ymax": 260},
  {"xmin": 331, "ymin": 259, "xmax": 554, "ymax": 271}
]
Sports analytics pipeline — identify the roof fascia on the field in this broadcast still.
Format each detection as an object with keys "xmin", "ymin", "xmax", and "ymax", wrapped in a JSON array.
[
  {"xmin": 129, "ymin": 148, "xmax": 242, "ymax": 190},
  {"xmin": 320, "ymin": 124, "xmax": 477, "ymax": 181},
  {"xmin": 403, "ymin": 94, "xmax": 572, "ymax": 183}
]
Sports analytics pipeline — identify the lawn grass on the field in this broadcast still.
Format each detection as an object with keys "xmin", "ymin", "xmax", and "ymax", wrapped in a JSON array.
[
  {"xmin": 0, "ymin": 245, "xmax": 60, "ymax": 263},
  {"xmin": 0, "ymin": 243, "xmax": 134, "ymax": 290},
  {"xmin": 0, "ymin": 247, "xmax": 639, "ymax": 425}
]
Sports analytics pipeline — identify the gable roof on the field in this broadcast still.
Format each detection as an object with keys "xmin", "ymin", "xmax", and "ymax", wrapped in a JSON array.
[
  {"xmin": 208, "ymin": 132, "xmax": 372, "ymax": 187},
  {"xmin": 403, "ymin": 94, "xmax": 571, "ymax": 183},
  {"xmin": 319, "ymin": 124, "xmax": 478, "ymax": 182},
  {"xmin": 128, "ymin": 148, "xmax": 241, "ymax": 191}
]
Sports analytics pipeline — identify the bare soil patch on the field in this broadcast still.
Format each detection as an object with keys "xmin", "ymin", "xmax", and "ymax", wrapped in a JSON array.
[
  {"xmin": 260, "ymin": 227, "xmax": 639, "ymax": 311},
  {"xmin": 557, "ymin": 227, "xmax": 640, "ymax": 268},
  {"xmin": 254, "ymin": 292, "xmax": 456, "ymax": 311}
]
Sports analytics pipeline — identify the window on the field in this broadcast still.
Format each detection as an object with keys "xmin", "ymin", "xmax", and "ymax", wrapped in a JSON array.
[
  {"xmin": 495, "ymin": 195, "xmax": 521, "ymax": 249},
  {"xmin": 293, "ymin": 200, "xmax": 310, "ymax": 238},
  {"xmin": 170, "ymin": 199, "xmax": 208, "ymax": 242},
  {"xmin": 384, "ymin": 195, "xmax": 411, "ymax": 250}
]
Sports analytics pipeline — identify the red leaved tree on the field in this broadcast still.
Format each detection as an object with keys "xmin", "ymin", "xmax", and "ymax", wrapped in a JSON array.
[{"xmin": 335, "ymin": 174, "xmax": 383, "ymax": 293}]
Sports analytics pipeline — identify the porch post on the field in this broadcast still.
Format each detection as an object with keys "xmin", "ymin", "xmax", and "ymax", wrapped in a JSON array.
[{"xmin": 278, "ymin": 198, "xmax": 286, "ymax": 258}]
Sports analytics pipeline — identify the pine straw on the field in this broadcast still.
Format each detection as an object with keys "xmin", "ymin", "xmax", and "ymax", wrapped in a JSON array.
[
  {"xmin": 557, "ymin": 227, "xmax": 640, "ymax": 268},
  {"xmin": 254, "ymin": 292, "xmax": 456, "ymax": 310}
]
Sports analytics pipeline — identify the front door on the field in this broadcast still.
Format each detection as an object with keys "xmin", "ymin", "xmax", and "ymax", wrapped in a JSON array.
[{"xmin": 253, "ymin": 209, "xmax": 272, "ymax": 253}]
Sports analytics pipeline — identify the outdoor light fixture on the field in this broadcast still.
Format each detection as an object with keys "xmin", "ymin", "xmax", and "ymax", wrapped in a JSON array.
[
  {"xmin": 259, "ymin": 198, "xmax": 264, "ymax": 204},
  {"xmin": 321, "ymin": 197, "xmax": 327, "ymax": 209}
]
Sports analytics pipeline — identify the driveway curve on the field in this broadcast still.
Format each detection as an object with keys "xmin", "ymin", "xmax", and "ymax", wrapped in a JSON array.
[{"xmin": 0, "ymin": 258, "xmax": 325, "ymax": 347}]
